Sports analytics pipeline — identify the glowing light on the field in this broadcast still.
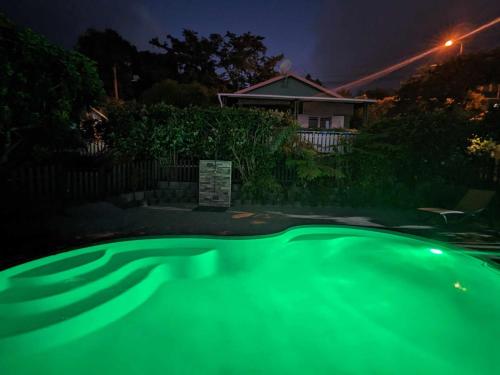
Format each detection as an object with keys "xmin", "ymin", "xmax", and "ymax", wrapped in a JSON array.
[
  {"xmin": 454, "ymin": 281, "xmax": 468, "ymax": 292},
  {"xmin": 444, "ymin": 40, "xmax": 453, "ymax": 47},
  {"xmin": 430, "ymin": 248, "xmax": 443, "ymax": 255}
]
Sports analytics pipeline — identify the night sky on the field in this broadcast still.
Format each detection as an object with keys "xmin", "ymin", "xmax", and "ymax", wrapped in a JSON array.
[{"xmin": 1, "ymin": 0, "xmax": 499, "ymax": 90}]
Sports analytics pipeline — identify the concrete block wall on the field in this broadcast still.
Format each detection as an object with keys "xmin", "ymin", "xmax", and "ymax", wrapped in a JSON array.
[{"xmin": 118, "ymin": 182, "xmax": 244, "ymax": 206}]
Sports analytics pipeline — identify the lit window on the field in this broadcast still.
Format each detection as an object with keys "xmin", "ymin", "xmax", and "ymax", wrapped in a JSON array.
[
  {"xmin": 331, "ymin": 116, "xmax": 345, "ymax": 128},
  {"xmin": 320, "ymin": 117, "xmax": 331, "ymax": 129},
  {"xmin": 308, "ymin": 117, "xmax": 318, "ymax": 129}
]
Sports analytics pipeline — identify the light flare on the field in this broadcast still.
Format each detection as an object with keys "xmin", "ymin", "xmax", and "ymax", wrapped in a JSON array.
[
  {"xmin": 333, "ymin": 17, "xmax": 500, "ymax": 92},
  {"xmin": 454, "ymin": 281, "xmax": 468, "ymax": 292}
]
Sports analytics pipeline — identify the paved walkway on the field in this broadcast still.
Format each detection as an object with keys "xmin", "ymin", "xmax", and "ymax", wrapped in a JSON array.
[
  {"xmin": 3, "ymin": 202, "xmax": 500, "ymax": 269},
  {"xmin": 52, "ymin": 202, "xmax": 500, "ymax": 249}
]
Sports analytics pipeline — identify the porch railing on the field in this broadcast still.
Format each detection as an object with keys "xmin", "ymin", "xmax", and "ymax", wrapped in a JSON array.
[{"xmin": 297, "ymin": 130, "xmax": 356, "ymax": 153}]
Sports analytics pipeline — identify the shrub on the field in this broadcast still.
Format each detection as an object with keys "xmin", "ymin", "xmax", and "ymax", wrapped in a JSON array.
[
  {"xmin": 0, "ymin": 15, "xmax": 104, "ymax": 164},
  {"xmin": 104, "ymin": 103, "xmax": 298, "ymax": 190},
  {"xmin": 342, "ymin": 110, "xmax": 478, "ymax": 207},
  {"xmin": 141, "ymin": 79, "xmax": 216, "ymax": 107}
]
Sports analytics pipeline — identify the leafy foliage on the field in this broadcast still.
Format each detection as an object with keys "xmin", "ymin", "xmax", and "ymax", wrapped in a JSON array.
[
  {"xmin": 76, "ymin": 28, "xmax": 283, "ymax": 101},
  {"xmin": 286, "ymin": 148, "xmax": 339, "ymax": 182},
  {"xmin": 282, "ymin": 152, "xmax": 341, "ymax": 206},
  {"xmin": 216, "ymin": 32, "xmax": 284, "ymax": 91},
  {"xmin": 103, "ymin": 103, "xmax": 298, "ymax": 188},
  {"xmin": 151, "ymin": 30, "xmax": 283, "ymax": 92},
  {"xmin": 141, "ymin": 79, "xmax": 216, "ymax": 107},
  {"xmin": 347, "ymin": 49, "xmax": 500, "ymax": 208},
  {"xmin": 467, "ymin": 136, "xmax": 497, "ymax": 157},
  {"xmin": 0, "ymin": 15, "xmax": 104, "ymax": 164},
  {"xmin": 150, "ymin": 30, "xmax": 222, "ymax": 88},
  {"xmin": 76, "ymin": 28, "xmax": 136, "ymax": 99},
  {"xmin": 396, "ymin": 48, "xmax": 500, "ymax": 112},
  {"xmin": 342, "ymin": 110, "xmax": 481, "ymax": 207}
]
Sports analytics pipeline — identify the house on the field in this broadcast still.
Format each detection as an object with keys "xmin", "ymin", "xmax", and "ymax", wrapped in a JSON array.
[{"xmin": 217, "ymin": 73, "xmax": 376, "ymax": 130}]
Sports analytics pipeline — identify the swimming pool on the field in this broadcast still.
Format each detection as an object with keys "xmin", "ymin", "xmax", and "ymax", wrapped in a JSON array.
[{"xmin": 0, "ymin": 226, "xmax": 499, "ymax": 374}]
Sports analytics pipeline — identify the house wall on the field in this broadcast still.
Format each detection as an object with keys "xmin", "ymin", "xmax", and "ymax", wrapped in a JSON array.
[
  {"xmin": 298, "ymin": 102, "xmax": 354, "ymax": 129},
  {"xmin": 302, "ymin": 102, "xmax": 354, "ymax": 116},
  {"xmin": 247, "ymin": 77, "xmax": 323, "ymax": 96},
  {"xmin": 236, "ymin": 98, "xmax": 291, "ymax": 106}
]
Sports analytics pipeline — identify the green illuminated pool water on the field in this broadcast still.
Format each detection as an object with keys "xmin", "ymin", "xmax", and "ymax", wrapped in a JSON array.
[{"xmin": 0, "ymin": 226, "xmax": 499, "ymax": 374}]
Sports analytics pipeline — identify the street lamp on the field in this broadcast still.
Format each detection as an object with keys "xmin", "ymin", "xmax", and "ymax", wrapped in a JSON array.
[{"xmin": 444, "ymin": 39, "xmax": 464, "ymax": 55}]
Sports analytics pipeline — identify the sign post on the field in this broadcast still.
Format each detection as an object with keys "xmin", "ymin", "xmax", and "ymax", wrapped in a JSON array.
[{"xmin": 198, "ymin": 160, "xmax": 232, "ymax": 207}]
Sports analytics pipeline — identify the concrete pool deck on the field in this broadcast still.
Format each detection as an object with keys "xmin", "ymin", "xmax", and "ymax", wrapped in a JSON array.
[{"xmin": 3, "ymin": 201, "xmax": 500, "ymax": 269}]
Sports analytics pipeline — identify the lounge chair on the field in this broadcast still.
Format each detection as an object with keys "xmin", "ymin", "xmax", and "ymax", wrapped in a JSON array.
[{"xmin": 418, "ymin": 189, "xmax": 496, "ymax": 224}]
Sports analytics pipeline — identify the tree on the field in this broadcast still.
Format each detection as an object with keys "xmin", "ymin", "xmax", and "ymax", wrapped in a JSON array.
[
  {"xmin": 133, "ymin": 50, "xmax": 177, "ymax": 96},
  {"xmin": 141, "ymin": 79, "xmax": 216, "ymax": 107},
  {"xmin": 75, "ymin": 28, "xmax": 283, "ymax": 102},
  {"xmin": 396, "ymin": 48, "xmax": 500, "ymax": 112},
  {"xmin": 151, "ymin": 30, "xmax": 283, "ymax": 91},
  {"xmin": 0, "ymin": 15, "xmax": 104, "ymax": 164},
  {"xmin": 361, "ymin": 88, "xmax": 395, "ymax": 100},
  {"xmin": 345, "ymin": 110, "xmax": 473, "ymax": 207},
  {"xmin": 150, "ymin": 30, "xmax": 222, "ymax": 88},
  {"xmin": 217, "ymin": 32, "xmax": 283, "ymax": 91},
  {"xmin": 76, "ymin": 29, "xmax": 137, "ymax": 99},
  {"xmin": 305, "ymin": 73, "xmax": 323, "ymax": 86}
]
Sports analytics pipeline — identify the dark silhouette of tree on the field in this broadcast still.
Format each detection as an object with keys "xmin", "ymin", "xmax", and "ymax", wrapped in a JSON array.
[
  {"xmin": 361, "ymin": 88, "xmax": 395, "ymax": 100},
  {"xmin": 141, "ymin": 79, "xmax": 216, "ymax": 107},
  {"xmin": 218, "ymin": 32, "xmax": 283, "ymax": 91},
  {"xmin": 305, "ymin": 73, "xmax": 323, "ymax": 86},
  {"xmin": 151, "ymin": 30, "xmax": 283, "ymax": 91},
  {"xmin": 76, "ymin": 28, "xmax": 282, "ymax": 101},
  {"xmin": 150, "ymin": 30, "xmax": 222, "ymax": 88},
  {"xmin": 133, "ymin": 50, "xmax": 177, "ymax": 97},
  {"xmin": 1, "ymin": 15, "xmax": 104, "ymax": 164},
  {"xmin": 396, "ymin": 48, "xmax": 500, "ymax": 112},
  {"xmin": 76, "ymin": 29, "xmax": 137, "ymax": 99}
]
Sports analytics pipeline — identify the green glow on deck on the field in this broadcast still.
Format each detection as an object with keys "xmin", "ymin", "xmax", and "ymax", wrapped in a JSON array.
[{"xmin": 0, "ymin": 226, "xmax": 499, "ymax": 374}]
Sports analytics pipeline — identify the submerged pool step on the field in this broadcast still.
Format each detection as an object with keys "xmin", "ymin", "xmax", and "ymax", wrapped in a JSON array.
[
  {"xmin": 0, "ymin": 263, "xmax": 170, "ymax": 354},
  {"xmin": 0, "ymin": 250, "xmax": 220, "ymax": 318},
  {"xmin": 0, "ymin": 249, "xmax": 221, "ymax": 354}
]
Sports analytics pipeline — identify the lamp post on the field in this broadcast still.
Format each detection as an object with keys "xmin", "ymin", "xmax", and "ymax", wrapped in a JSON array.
[{"xmin": 444, "ymin": 39, "xmax": 464, "ymax": 56}]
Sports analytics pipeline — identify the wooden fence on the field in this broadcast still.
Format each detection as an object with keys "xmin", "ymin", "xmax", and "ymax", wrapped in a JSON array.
[
  {"xmin": 79, "ymin": 140, "xmax": 109, "ymax": 156},
  {"xmin": 5, "ymin": 156, "xmax": 498, "ymax": 203},
  {"xmin": 297, "ymin": 130, "xmax": 356, "ymax": 153},
  {"xmin": 6, "ymin": 159, "xmax": 296, "ymax": 202},
  {"xmin": 7, "ymin": 159, "xmax": 196, "ymax": 201}
]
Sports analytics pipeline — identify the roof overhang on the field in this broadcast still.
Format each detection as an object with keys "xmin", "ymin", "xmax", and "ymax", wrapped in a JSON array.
[
  {"xmin": 234, "ymin": 73, "xmax": 344, "ymax": 98},
  {"xmin": 218, "ymin": 93, "xmax": 377, "ymax": 105}
]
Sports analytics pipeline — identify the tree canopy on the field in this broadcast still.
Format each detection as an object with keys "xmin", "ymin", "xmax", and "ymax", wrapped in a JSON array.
[
  {"xmin": 141, "ymin": 79, "xmax": 216, "ymax": 107},
  {"xmin": 76, "ymin": 28, "xmax": 137, "ymax": 100},
  {"xmin": 150, "ymin": 30, "xmax": 222, "ymax": 89},
  {"xmin": 216, "ymin": 31, "xmax": 283, "ymax": 91},
  {"xmin": 0, "ymin": 14, "xmax": 104, "ymax": 164},
  {"xmin": 396, "ymin": 48, "xmax": 500, "ymax": 112},
  {"xmin": 151, "ymin": 30, "xmax": 283, "ymax": 91},
  {"xmin": 76, "ymin": 28, "xmax": 283, "ymax": 101}
]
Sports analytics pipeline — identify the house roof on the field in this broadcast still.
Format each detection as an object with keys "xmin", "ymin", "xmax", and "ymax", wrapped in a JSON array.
[
  {"xmin": 218, "ymin": 93, "xmax": 376, "ymax": 105},
  {"xmin": 234, "ymin": 73, "xmax": 344, "ymax": 98}
]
